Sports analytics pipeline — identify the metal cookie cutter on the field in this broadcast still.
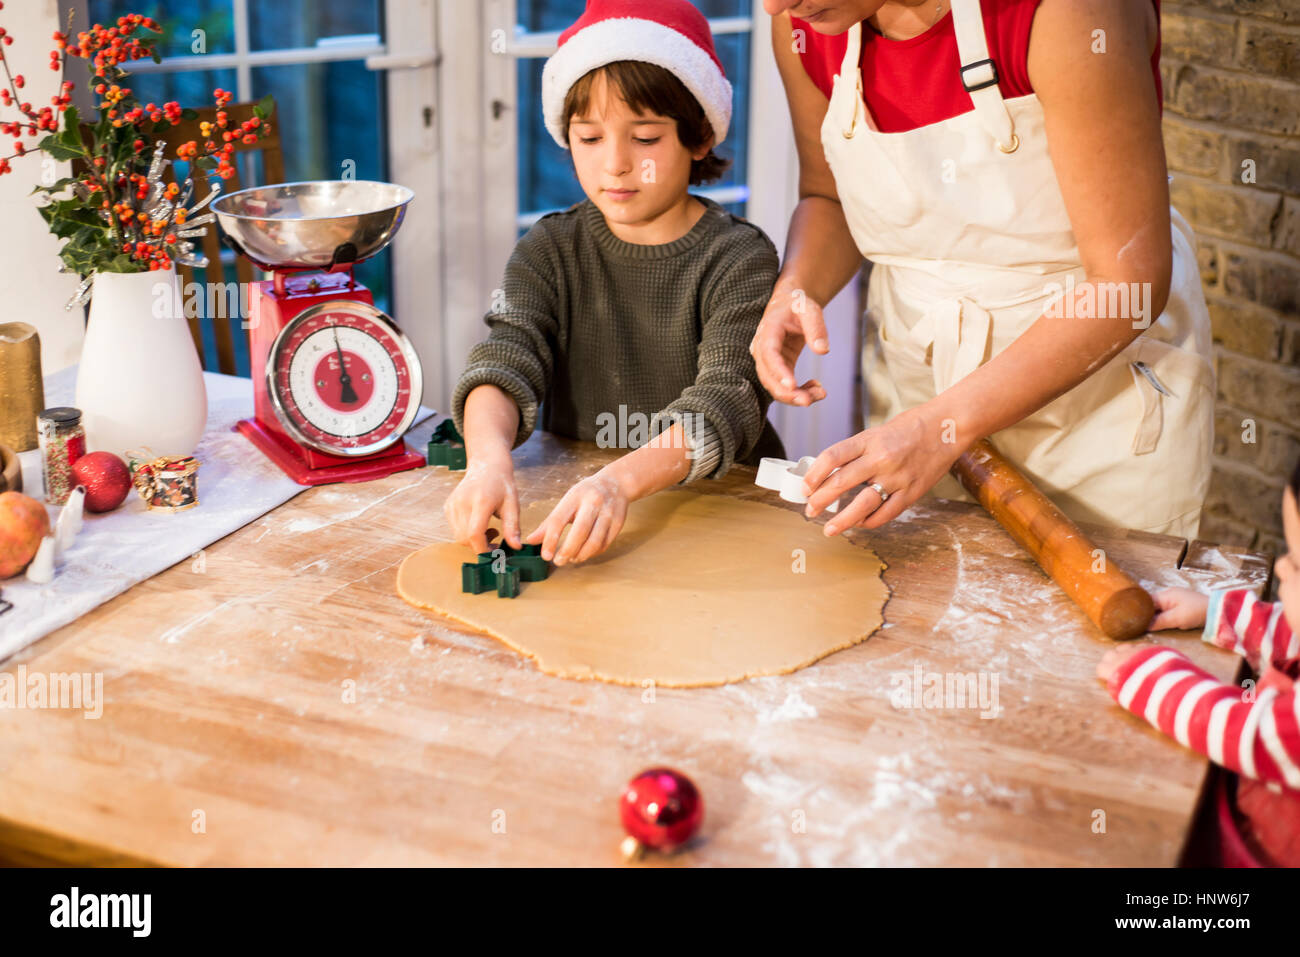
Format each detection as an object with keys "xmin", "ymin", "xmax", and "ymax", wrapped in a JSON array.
[
  {"xmin": 754, "ymin": 457, "xmax": 840, "ymax": 513},
  {"xmin": 461, "ymin": 543, "xmax": 549, "ymax": 599},
  {"xmin": 427, "ymin": 419, "xmax": 467, "ymax": 471}
]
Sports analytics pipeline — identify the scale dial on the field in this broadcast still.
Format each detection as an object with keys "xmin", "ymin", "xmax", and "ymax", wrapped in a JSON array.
[{"xmin": 267, "ymin": 299, "xmax": 422, "ymax": 457}]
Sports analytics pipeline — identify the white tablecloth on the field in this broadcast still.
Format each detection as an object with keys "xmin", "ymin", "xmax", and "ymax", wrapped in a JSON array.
[{"xmin": 2, "ymin": 365, "xmax": 436, "ymax": 661}]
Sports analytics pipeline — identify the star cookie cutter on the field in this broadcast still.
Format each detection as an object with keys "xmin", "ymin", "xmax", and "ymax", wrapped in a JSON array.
[
  {"xmin": 461, "ymin": 543, "xmax": 550, "ymax": 598},
  {"xmin": 754, "ymin": 456, "xmax": 840, "ymax": 513},
  {"xmin": 427, "ymin": 419, "xmax": 467, "ymax": 471}
]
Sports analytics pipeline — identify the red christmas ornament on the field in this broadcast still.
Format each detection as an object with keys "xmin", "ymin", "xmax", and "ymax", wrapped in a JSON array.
[
  {"xmin": 619, "ymin": 767, "xmax": 703, "ymax": 860},
  {"xmin": 70, "ymin": 451, "xmax": 131, "ymax": 512}
]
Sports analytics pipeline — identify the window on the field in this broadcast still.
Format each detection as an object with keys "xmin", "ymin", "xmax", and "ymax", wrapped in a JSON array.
[
  {"xmin": 77, "ymin": 0, "xmax": 391, "ymax": 375},
  {"xmin": 513, "ymin": 0, "xmax": 753, "ymax": 230}
]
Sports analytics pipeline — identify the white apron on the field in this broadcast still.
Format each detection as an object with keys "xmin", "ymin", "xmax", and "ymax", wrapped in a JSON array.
[{"xmin": 820, "ymin": 0, "xmax": 1214, "ymax": 537}]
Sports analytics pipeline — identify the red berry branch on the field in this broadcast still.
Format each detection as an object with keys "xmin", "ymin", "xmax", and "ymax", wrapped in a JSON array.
[{"xmin": 0, "ymin": 6, "xmax": 275, "ymax": 282}]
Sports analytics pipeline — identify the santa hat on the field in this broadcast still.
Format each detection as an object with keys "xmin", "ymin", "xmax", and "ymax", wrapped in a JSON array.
[{"xmin": 541, "ymin": 0, "xmax": 732, "ymax": 151}]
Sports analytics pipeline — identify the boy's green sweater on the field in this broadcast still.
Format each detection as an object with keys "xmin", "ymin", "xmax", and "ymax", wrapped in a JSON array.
[{"xmin": 451, "ymin": 196, "xmax": 785, "ymax": 482}]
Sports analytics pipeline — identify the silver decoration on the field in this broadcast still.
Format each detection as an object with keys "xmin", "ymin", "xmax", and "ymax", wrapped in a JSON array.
[
  {"xmin": 63, "ymin": 274, "xmax": 93, "ymax": 310},
  {"xmin": 58, "ymin": 135, "xmax": 226, "ymax": 308},
  {"xmin": 179, "ymin": 211, "xmax": 215, "ymax": 230},
  {"xmin": 187, "ymin": 180, "xmax": 222, "ymax": 216},
  {"xmin": 146, "ymin": 140, "xmax": 167, "ymax": 183}
]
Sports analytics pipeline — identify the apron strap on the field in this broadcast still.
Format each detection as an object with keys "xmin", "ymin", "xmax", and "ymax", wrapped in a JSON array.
[
  {"xmin": 951, "ymin": 0, "xmax": 1019, "ymax": 153},
  {"xmin": 837, "ymin": 21, "xmax": 863, "ymax": 82},
  {"xmin": 835, "ymin": 22, "xmax": 865, "ymax": 138},
  {"xmin": 906, "ymin": 296, "xmax": 993, "ymax": 394}
]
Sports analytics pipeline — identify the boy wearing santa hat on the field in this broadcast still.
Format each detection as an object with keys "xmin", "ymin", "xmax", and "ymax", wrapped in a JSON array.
[{"xmin": 445, "ymin": 0, "xmax": 785, "ymax": 565}]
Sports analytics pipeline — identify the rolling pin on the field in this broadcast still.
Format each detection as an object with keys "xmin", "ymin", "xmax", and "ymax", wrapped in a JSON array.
[{"xmin": 950, "ymin": 440, "xmax": 1155, "ymax": 640}]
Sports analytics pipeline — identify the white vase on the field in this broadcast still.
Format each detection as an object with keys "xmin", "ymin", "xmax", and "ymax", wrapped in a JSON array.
[{"xmin": 75, "ymin": 267, "xmax": 208, "ymax": 457}]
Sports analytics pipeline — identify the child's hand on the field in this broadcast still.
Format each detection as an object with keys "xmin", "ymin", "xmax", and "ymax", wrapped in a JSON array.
[
  {"xmin": 1149, "ymin": 587, "xmax": 1209, "ymax": 631},
  {"xmin": 1097, "ymin": 642, "xmax": 1147, "ymax": 683},
  {"xmin": 443, "ymin": 455, "xmax": 521, "ymax": 554},
  {"xmin": 525, "ymin": 471, "xmax": 629, "ymax": 566}
]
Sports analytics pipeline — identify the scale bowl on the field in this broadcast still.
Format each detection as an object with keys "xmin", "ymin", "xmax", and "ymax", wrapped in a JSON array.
[{"xmin": 212, "ymin": 180, "xmax": 414, "ymax": 271}]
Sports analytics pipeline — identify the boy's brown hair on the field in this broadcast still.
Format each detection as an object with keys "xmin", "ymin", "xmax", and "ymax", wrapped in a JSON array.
[{"xmin": 561, "ymin": 60, "xmax": 731, "ymax": 186}]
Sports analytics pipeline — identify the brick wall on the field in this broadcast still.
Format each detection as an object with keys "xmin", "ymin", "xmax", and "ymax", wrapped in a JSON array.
[{"xmin": 1161, "ymin": 0, "xmax": 1300, "ymax": 557}]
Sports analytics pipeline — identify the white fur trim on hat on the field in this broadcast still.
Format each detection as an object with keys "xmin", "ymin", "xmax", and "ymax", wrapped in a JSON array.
[{"xmin": 541, "ymin": 17, "xmax": 732, "ymax": 151}]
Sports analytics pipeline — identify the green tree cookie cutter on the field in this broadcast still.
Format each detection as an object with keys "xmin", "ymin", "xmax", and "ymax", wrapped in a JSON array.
[
  {"xmin": 427, "ymin": 419, "xmax": 467, "ymax": 470},
  {"xmin": 461, "ymin": 543, "xmax": 550, "ymax": 598}
]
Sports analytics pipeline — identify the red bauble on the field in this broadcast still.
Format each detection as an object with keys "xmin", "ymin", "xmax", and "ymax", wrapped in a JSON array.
[
  {"xmin": 70, "ymin": 451, "xmax": 132, "ymax": 513},
  {"xmin": 620, "ymin": 767, "xmax": 703, "ymax": 856}
]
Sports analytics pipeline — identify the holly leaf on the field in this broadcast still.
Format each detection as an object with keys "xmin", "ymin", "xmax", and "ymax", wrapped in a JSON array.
[
  {"xmin": 59, "ymin": 240, "xmax": 97, "ymax": 276},
  {"xmin": 252, "ymin": 93, "xmax": 275, "ymax": 120},
  {"xmin": 30, "ymin": 176, "xmax": 78, "ymax": 196},
  {"xmin": 38, "ymin": 131, "xmax": 86, "ymax": 162},
  {"xmin": 181, "ymin": 108, "xmax": 198, "ymax": 121},
  {"xmin": 47, "ymin": 206, "xmax": 101, "ymax": 240}
]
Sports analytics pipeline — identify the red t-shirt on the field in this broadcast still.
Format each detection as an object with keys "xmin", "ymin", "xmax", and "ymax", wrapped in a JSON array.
[{"xmin": 793, "ymin": 0, "xmax": 1163, "ymax": 134}]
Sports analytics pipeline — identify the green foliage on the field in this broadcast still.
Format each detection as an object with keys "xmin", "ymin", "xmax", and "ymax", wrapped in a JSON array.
[{"xmin": 16, "ymin": 18, "xmax": 271, "ymax": 279}]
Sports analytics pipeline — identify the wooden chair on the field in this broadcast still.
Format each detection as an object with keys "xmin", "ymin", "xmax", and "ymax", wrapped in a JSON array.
[{"xmin": 161, "ymin": 99, "xmax": 285, "ymax": 375}]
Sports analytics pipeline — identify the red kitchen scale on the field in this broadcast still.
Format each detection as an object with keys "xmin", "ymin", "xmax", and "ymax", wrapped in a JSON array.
[{"xmin": 212, "ymin": 180, "xmax": 427, "ymax": 485}]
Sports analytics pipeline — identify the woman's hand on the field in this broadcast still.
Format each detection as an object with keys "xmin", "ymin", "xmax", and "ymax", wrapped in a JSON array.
[
  {"xmin": 749, "ymin": 279, "xmax": 830, "ymax": 407},
  {"xmin": 443, "ymin": 451, "xmax": 521, "ymax": 554},
  {"xmin": 525, "ymin": 470, "xmax": 630, "ymax": 566},
  {"xmin": 1149, "ymin": 587, "xmax": 1210, "ymax": 631},
  {"xmin": 802, "ymin": 405, "xmax": 967, "ymax": 535}
]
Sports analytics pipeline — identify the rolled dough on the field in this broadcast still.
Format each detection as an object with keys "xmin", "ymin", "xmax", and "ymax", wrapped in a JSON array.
[{"xmin": 396, "ymin": 490, "xmax": 889, "ymax": 687}]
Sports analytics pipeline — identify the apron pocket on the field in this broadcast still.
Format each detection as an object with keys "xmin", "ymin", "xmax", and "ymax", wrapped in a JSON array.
[{"xmin": 1125, "ymin": 336, "xmax": 1214, "ymax": 456}]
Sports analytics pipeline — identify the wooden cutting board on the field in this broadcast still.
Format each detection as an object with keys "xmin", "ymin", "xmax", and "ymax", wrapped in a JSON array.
[{"xmin": 0, "ymin": 430, "xmax": 1272, "ymax": 865}]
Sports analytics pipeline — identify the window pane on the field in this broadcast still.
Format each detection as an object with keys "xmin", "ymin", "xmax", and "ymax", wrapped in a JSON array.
[
  {"xmin": 516, "ymin": 59, "xmax": 584, "ymax": 216},
  {"xmin": 248, "ymin": 0, "xmax": 382, "ymax": 51},
  {"xmin": 250, "ymin": 61, "xmax": 391, "ymax": 312},
  {"xmin": 713, "ymin": 31, "xmax": 750, "ymax": 204},
  {"xmin": 518, "ymin": 0, "xmax": 750, "ymax": 32},
  {"xmin": 106, "ymin": 67, "xmax": 238, "ymax": 115},
  {"xmin": 84, "ymin": 0, "xmax": 394, "ymax": 370},
  {"xmin": 693, "ymin": 0, "xmax": 751, "ymax": 19},
  {"xmin": 518, "ymin": 0, "xmax": 587, "ymax": 34},
  {"xmin": 88, "ymin": 0, "xmax": 236, "ymax": 57}
]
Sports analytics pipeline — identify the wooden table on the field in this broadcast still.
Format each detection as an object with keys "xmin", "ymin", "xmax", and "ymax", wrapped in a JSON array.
[{"xmin": 0, "ymin": 432, "xmax": 1272, "ymax": 866}]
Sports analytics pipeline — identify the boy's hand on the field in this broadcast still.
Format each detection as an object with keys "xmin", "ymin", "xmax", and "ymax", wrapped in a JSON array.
[
  {"xmin": 525, "ymin": 470, "xmax": 629, "ymax": 566},
  {"xmin": 1097, "ymin": 642, "xmax": 1147, "ymax": 684},
  {"xmin": 443, "ymin": 453, "xmax": 521, "ymax": 554},
  {"xmin": 1149, "ymin": 587, "xmax": 1209, "ymax": 631}
]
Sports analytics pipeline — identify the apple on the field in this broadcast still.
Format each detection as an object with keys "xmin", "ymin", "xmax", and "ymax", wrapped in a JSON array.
[{"xmin": 0, "ymin": 491, "xmax": 50, "ymax": 578}]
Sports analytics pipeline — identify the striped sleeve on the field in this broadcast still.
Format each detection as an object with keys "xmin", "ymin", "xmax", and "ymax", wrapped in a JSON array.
[
  {"xmin": 1203, "ymin": 587, "xmax": 1298, "ymax": 673},
  {"xmin": 1108, "ymin": 646, "xmax": 1300, "ymax": 790}
]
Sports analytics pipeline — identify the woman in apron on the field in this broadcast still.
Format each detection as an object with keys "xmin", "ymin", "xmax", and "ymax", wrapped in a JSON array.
[{"xmin": 752, "ymin": 0, "xmax": 1214, "ymax": 538}]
